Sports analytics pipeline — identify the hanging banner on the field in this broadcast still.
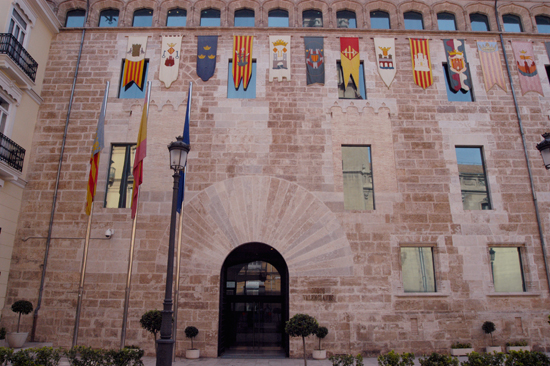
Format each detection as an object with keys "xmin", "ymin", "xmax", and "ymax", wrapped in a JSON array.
[
  {"xmin": 232, "ymin": 35, "xmax": 254, "ymax": 89},
  {"xmin": 123, "ymin": 36, "xmax": 148, "ymax": 90},
  {"xmin": 476, "ymin": 41, "xmax": 507, "ymax": 92},
  {"xmin": 159, "ymin": 35, "xmax": 182, "ymax": 88},
  {"xmin": 511, "ymin": 41, "xmax": 543, "ymax": 96},
  {"xmin": 443, "ymin": 39, "xmax": 471, "ymax": 92},
  {"xmin": 340, "ymin": 37, "xmax": 360, "ymax": 87},
  {"xmin": 409, "ymin": 38, "xmax": 433, "ymax": 89},
  {"xmin": 269, "ymin": 36, "xmax": 291, "ymax": 82},
  {"xmin": 545, "ymin": 42, "xmax": 550, "ymax": 61},
  {"xmin": 304, "ymin": 37, "xmax": 324, "ymax": 85},
  {"xmin": 197, "ymin": 35, "xmax": 218, "ymax": 82},
  {"xmin": 373, "ymin": 38, "xmax": 396, "ymax": 88}
]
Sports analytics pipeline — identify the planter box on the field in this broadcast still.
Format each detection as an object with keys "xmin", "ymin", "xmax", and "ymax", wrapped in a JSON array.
[
  {"xmin": 486, "ymin": 346, "xmax": 502, "ymax": 353},
  {"xmin": 312, "ymin": 350, "xmax": 326, "ymax": 360},
  {"xmin": 507, "ymin": 346, "xmax": 531, "ymax": 353},
  {"xmin": 186, "ymin": 349, "xmax": 200, "ymax": 359},
  {"xmin": 6, "ymin": 332, "xmax": 27, "ymax": 348},
  {"xmin": 451, "ymin": 348, "xmax": 474, "ymax": 356}
]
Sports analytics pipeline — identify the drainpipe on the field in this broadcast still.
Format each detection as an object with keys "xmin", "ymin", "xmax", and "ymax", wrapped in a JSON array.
[
  {"xmin": 31, "ymin": 0, "xmax": 90, "ymax": 341},
  {"xmin": 494, "ymin": 0, "xmax": 550, "ymax": 293}
]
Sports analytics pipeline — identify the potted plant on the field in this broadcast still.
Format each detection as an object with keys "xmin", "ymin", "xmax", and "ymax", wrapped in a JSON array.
[
  {"xmin": 139, "ymin": 310, "xmax": 161, "ymax": 351},
  {"xmin": 285, "ymin": 313, "xmax": 318, "ymax": 366},
  {"xmin": 505, "ymin": 340, "xmax": 530, "ymax": 352},
  {"xmin": 6, "ymin": 300, "xmax": 33, "ymax": 348},
  {"xmin": 312, "ymin": 326, "xmax": 328, "ymax": 360},
  {"xmin": 450, "ymin": 342, "xmax": 474, "ymax": 356},
  {"xmin": 482, "ymin": 321, "xmax": 501, "ymax": 353},
  {"xmin": 184, "ymin": 326, "xmax": 199, "ymax": 359}
]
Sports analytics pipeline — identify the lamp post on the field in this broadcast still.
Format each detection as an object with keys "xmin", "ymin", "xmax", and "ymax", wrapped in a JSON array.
[
  {"xmin": 156, "ymin": 136, "xmax": 190, "ymax": 366},
  {"xmin": 536, "ymin": 133, "xmax": 550, "ymax": 169}
]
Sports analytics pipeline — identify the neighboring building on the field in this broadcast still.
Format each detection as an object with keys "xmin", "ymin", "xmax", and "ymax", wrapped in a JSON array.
[
  {"xmin": 3, "ymin": 0, "xmax": 550, "ymax": 358},
  {"xmin": 0, "ymin": 0, "xmax": 59, "ymax": 311}
]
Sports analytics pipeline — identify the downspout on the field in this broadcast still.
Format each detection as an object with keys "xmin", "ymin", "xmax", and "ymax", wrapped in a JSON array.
[
  {"xmin": 494, "ymin": 0, "xmax": 550, "ymax": 293},
  {"xmin": 31, "ymin": 0, "xmax": 90, "ymax": 341}
]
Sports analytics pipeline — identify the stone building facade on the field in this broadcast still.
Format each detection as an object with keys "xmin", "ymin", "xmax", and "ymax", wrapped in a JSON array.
[{"xmin": 3, "ymin": 0, "xmax": 550, "ymax": 358}]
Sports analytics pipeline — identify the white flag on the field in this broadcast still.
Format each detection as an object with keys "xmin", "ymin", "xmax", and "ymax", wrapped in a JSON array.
[
  {"xmin": 126, "ymin": 36, "xmax": 148, "ymax": 62},
  {"xmin": 374, "ymin": 38, "xmax": 397, "ymax": 88},
  {"xmin": 269, "ymin": 36, "xmax": 291, "ymax": 82},
  {"xmin": 159, "ymin": 35, "xmax": 182, "ymax": 88}
]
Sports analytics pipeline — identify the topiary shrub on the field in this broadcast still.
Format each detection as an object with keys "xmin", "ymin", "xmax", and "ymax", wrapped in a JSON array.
[
  {"xmin": 184, "ymin": 326, "xmax": 199, "ymax": 350},
  {"xmin": 377, "ymin": 350, "xmax": 415, "ymax": 366},
  {"xmin": 315, "ymin": 326, "xmax": 328, "ymax": 350},
  {"xmin": 482, "ymin": 321, "xmax": 496, "ymax": 346},
  {"xmin": 11, "ymin": 300, "xmax": 33, "ymax": 333},
  {"xmin": 418, "ymin": 352, "xmax": 459, "ymax": 366},
  {"xmin": 462, "ymin": 351, "xmax": 505, "ymax": 366},
  {"xmin": 139, "ymin": 310, "xmax": 161, "ymax": 351},
  {"xmin": 285, "ymin": 313, "xmax": 318, "ymax": 366}
]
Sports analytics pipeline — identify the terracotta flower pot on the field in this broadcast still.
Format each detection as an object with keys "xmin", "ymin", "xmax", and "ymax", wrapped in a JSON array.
[
  {"xmin": 312, "ymin": 350, "xmax": 326, "ymax": 360},
  {"xmin": 6, "ymin": 332, "xmax": 27, "ymax": 348},
  {"xmin": 186, "ymin": 349, "xmax": 200, "ymax": 359}
]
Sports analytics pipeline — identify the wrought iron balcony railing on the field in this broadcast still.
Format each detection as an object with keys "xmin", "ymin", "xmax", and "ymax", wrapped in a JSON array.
[
  {"xmin": 0, "ymin": 33, "xmax": 38, "ymax": 82},
  {"xmin": 0, "ymin": 132, "xmax": 25, "ymax": 172}
]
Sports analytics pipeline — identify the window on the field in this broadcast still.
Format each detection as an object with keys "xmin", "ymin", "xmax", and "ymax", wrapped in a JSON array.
[
  {"xmin": 303, "ymin": 9, "xmax": 322, "ymax": 27},
  {"xmin": 337, "ymin": 10, "xmax": 356, "ymax": 28},
  {"xmin": 370, "ymin": 10, "xmax": 390, "ymax": 29},
  {"xmin": 489, "ymin": 247, "xmax": 526, "ymax": 292},
  {"xmin": 201, "ymin": 8, "xmax": 220, "ymax": 26},
  {"xmin": 132, "ymin": 9, "xmax": 153, "ymax": 27},
  {"xmin": 536, "ymin": 15, "xmax": 550, "ymax": 34},
  {"xmin": 118, "ymin": 60, "xmax": 149, "ymax": 99},
  {"xmin": 456, "ymin": 147, "xmax": 491, "ymax": 210},
  {"xmin": 105, "ymin": 145, "xmax": 136, "ymax": 208},
  {"xmin": 443, "ymin": 64, "xmax": 473, "ymax": 102},
  {"xmin": 166, "ymin": 8, "xmax": 186, "ymax": 26},
  {"xmin": 337, "ymin": 61, "xmax": 366, "ymax": 99},
  {"xmin": 227, "ymin": 60, "xmax": 256, "ymax": 99},
  {"xmin": 98, "ymin": 9, "xmax": 119, "ymax": 27},
  {"xmin": 404, "ymin": 11, "xmax": 424, "ymax": 30},
  {"xmin": 342, "ymin": 145, "xmax": 374, "ymax": 210},
  {"xmin": 234, "ymin": 9, "xmax": 254, "ymax": 27},
  {"xmin": 502, "ymin": 14, "xmax": 523, "ymax": 32},
  {"xmin": 400, "ymin": 247, "xmax": 436, "ymax": 292},
  {"xmin": 65, "ymin": 9, "xmax": 86, "ymax": 27},
  {"xmin": 0, "ymin": 97, "xmax": 9, "ymax": 135},
  {"xmin": 437, "ymin": 12, "xmax": 457, "ymax": 31},
  {"xmin": 470, "ymin": 13, "xmax": 490, "ymax": 31},
  {"xmin": 8, "ymin": 9, "xmax": 27, "ymax": 43},
  {"xmin": 268, "ymin": 9, "xmax": 289, "ymax": 27}
]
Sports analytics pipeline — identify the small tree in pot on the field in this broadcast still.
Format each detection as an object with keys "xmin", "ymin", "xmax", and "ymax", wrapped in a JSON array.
[
  {"xmin": 139, "ymin": 310, "xmax": 162, "ymax": 351},
  {"xmin": 7, "ymin": 300, "xmax": 33, "ymax": 348},
  {"xmin": 285, "ymin": 313, "xmax": 318, "ymax": 366},
  {"xmin": 184, "ymin": 326, "xmax": 200, "ymax": 359},
  {"xmin": 313, "ymin": 326, "xmax": 328, "ymax": 360},
  {"xmin": 482, "ymin": 321, "xmax": 501, "ymax": 352}
]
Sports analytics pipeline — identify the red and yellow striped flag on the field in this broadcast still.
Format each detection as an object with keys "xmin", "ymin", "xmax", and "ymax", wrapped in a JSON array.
[
  {"xmin": 85, "ymin": 82, "xmax": 109, "ymax": 215},
  {"xmin": 130, "ymin": 82, "xmax": 150, "ymax": 219},
  {"xmin": 409, "ymin": 38, "xmax": 433, "ymax": 89},
  {"xmin": 122, "ymin": 59, "xmax": 145, "ymax": 90},
  {"xmin": 232, "ymin": 36, "xmax": 254, "ymax": 90}
]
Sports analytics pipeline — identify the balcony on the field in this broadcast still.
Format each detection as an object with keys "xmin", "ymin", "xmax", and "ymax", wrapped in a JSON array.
[
  {"xmin": 0, "ymin": 33, "xmax": 38, "ymax": 83},
  {"xmin": 0, "ymin": 132, "xmax": 25, "ymax": 172}
]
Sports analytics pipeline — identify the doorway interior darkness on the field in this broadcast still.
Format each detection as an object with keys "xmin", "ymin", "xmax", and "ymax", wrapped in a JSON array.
[{"xmin": 218, "ymin": 243, "xmax": 289, "ymax": 358}]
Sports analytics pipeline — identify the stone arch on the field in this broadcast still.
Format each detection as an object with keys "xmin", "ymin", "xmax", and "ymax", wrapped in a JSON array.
[
  {"xmin": 158, "ymin": 0, "xmax": 192, "ymax": 26},
  {"xmin": 498, "ymin": 3, "xmax": 533, "ymax": 32},
  {"xmin": 264, "ymin": 0, "xmax": 295, "ymax": 27},
  {"xmin": 297, "ymin": 0, "xmax": 329, "ymax": 28},
  {"xmin": 193, "ymin": 0, "xmax": 226, "ymax": 26},
  {"xmin": 227, "ymin": 0, "xmax": 260, "ymax": 26},
  {"xmin": 399, "ymin": 1, "xmax": 433, "ymax": 30},
  {"xmin": 433, "ymin": 1, "xmax": 466, "ymax": 31},
  {"xmin": 123, "ymin": 0, "xmax": 157, "ymax": 26},
  {"xmin": 180, "ymin": 176, "xmax": 354, "ymax": 277},
  {"xmin": 56, "ymin": 0, "xmax": 86, "ymax": 26},
  {"xmin": 531, "ymin": 5, "xmax": 550, "ymax": 33},
  {"xmin": 331, "ymin": 0, "xmax": 364, "ymax": 29},
  {"xmin": 364, "ymin": 0, "xmax": 398, "ymax": 29},
  {"xmin": 465, "ymin": 3, "xmax": 497, "ymax": 31},
  {"xmin": 88, "ymin": 0, "xmax": 124, "ymax": 27}
]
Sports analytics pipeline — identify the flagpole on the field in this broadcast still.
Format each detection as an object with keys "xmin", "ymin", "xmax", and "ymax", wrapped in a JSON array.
[
  {"xmin": 72, "ymin": 202, "xmax": 93, "ymax": 347},
  {"xmin": 172, "ymin": 167, "xmax": 186, "ymax": 361}
]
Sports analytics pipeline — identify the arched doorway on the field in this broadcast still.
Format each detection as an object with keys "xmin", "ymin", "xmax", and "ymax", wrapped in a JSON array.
[{"xmin": 218, "ymin": 243, "xmax": 289, "ymax": 357}]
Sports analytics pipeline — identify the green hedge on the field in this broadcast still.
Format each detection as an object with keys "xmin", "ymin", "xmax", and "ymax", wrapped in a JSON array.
[{"xmin": 377, "ymin": 350, "xmax": 549, "ymax": 366}]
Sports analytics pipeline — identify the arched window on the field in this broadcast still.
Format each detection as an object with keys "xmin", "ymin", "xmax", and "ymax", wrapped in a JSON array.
[
  {"xmin": 268, "ymin": 9, "xmax": 289, "ymax": 27},
  {"xmin": 470, "ymin": 13, "xmax": 490, "ymax": 31},
  {"xmin": 166, "ymin": 8, "xmax": 186, "ymax": 26},
  {"xmin": 404, "ymin": 11, "xmax": 424, "ymax": 30},
  {"xmin": 98, "ymin": 9, "xmax": 119, "ymax": 27},
  {"xmin": 235, "ymin": 8, "xmax": 254, "ymax": 27},
  {"xmin": 370, "ymin": 10, "xmax": 390, "ymax": 29},
  {"xmin": 65, "ymin": 9, "xmax": 86, "ymax": 27},
  {"xmin": 303, "ymin": 9, "xmax": 322, "ymax": 27},
  {"xmin": 132, "ymin": 8, "xmax": 153, "ymax": 27},
  {"xmin": 502, "ymin": 14, "xmax": 523, "ymax": 32},
  {"xmin": 201, "ymin": 8, "xmax": 220, "ymax": 26},
  {"xmin": 535, "ymin": 15, "xmax": 550, "ymax": 33},
  {"xmin": 337, "ymin": 10, "xmax": 356, "ymax": 28},
  {"xmin": 437, "ymin": 12, "xmax": 456, "ymax": 30}
]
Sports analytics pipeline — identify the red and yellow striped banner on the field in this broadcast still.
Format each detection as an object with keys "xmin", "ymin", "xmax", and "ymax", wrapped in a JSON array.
[
  {"xmin": 232, "ymin": 36, "xmax": 254, "ymax": 90},
  {"xmin": 130, "ymin": 83, "xmax": 150, "ymax": 219},
  {"xmin": 409, "ymin": 38, "xmax": 433, "ymax": 89},
  {"xmin": 123, "ymin": 59, "xmax": 145, "ymax": 90},
  {"xmin": 85, "ymin": 152, "xmax": 100, "ymax": 215}
]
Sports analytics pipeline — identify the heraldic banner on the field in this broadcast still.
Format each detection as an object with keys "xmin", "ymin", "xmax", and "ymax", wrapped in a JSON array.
[
  {"xmin": 511, "ymin": 41, "xmax": 543, "ymax": 96},
  {"xmin": 476, "ymin": 41, "xmax": 507, "ymax": 92},
  {"xmin": 304, "ymin": 37, "xmax": 324, "ymax": 85},
  {"xmin": 374, "ymin": 38, "xmax": 396, "ymax": 88},
  {"xmin": 340, "ymin": 37, "xmax": 360, "ymax": 88},
  {"xmin": 233, "ymin": 36, "xmax": 254, "ymax": 89},
  {"xmin": 159, "ymin": 35, "xmax": 182, "ymax": 88},
  {"xmin": 197, "ymin": 35, "xmax": 218, "ymax": 82},
  {"xmin": 124, "ymin": 36, "xmax": 148, "ymax": 90},
  {"xmin": 443, "ymin": 39, "xmax": 471, "ymax": 92},
  {"xmin": 269, "ymin": 36, "xmax": 291, "ymax": 82},
  {"xmin": 409, "ymin": 38, "xmax": 433, "ymax": 89}
]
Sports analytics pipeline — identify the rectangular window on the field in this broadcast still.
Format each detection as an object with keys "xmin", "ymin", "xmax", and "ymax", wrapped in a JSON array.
[
  {"xmin": 0, "ymin": 96, "xmax": 9, "ymax": 134},
  {"xmin": 443, "ymin": 64, "xmax": 473, "ymax": 102},
  {"xmin": 456, "ymin": 147, "xmax": 491, "ymax": 210},
  {"xmin": 489, "ymin": 247, "xmax": 526, "ymax": 292},
  {"xmin": 337, "ymin": 61, "xmax": 366, "ymax": 99},
  {"xmin": 342, "ymin": 145, "xmax": 374, "ymax": 210},
  {"xmin": 105, "ymin": 144, "xmax": 136, "ymax": 208},
  {"xmin": 400, "ymin": 247, "xmax": 436, "ymax": 292},
  {"xmin": 227, "ymin": 60, "xmax": 256, "ymax": 99},
  {"xmin": 118, "ymin": 60, "xmax": 149, "ymax": 99}
]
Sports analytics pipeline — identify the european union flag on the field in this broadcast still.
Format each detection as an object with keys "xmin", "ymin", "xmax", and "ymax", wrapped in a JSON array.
[{"xmin": 197, "ymin": 36, "xmax": 218, "ymax": 82}]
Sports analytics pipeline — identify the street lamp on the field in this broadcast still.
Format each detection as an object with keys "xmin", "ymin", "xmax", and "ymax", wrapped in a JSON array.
[
  {"xmin": 536, "ymin": 133, "xmax": 550, "ymax": 169},
  {"xmin": 157, "ymin": 136, "xmax": 190, "ymax": 366}
]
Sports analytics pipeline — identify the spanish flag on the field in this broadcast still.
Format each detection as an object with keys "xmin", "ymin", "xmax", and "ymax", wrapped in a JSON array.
[
  {"xmin": 340, "ymin": 37, "xmax": 360, "ymax": 88},
  {"xmin": 232, "ymin": 36, "xmax": 254, "ymax": 90}
]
